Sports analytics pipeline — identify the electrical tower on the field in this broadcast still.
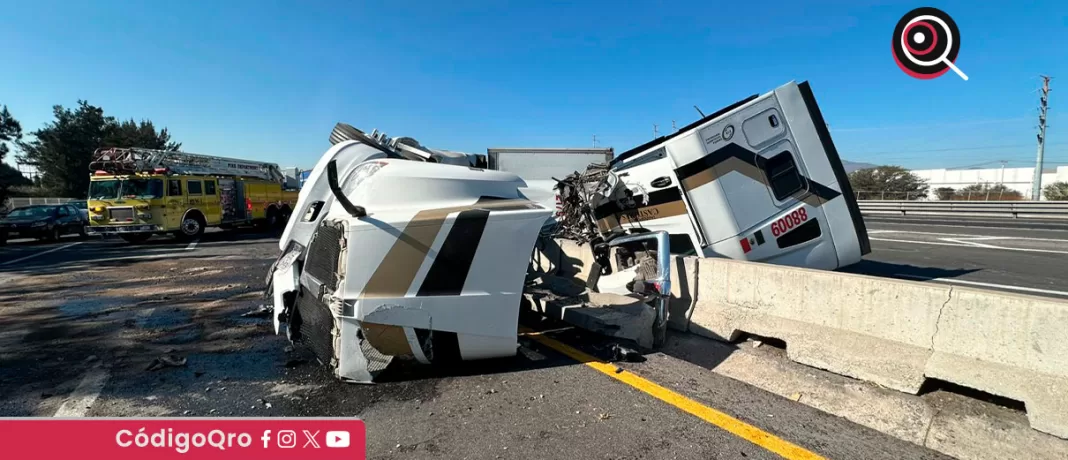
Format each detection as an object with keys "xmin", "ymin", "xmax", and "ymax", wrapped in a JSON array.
[
  {"xmin": 653, "ymin": 124, "xmax": 659, "ymax": 138},
  {"xmin": 1031, "ymin": 76, "xmax": 1051, "ymax": 200}
]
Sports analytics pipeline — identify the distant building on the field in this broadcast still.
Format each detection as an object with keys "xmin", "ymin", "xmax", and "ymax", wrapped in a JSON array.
[{"xmin": 911, "ymin": 165, "xmax": 1068, "ymax": 200}]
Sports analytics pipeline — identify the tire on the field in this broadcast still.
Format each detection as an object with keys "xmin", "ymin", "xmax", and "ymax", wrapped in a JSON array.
[
  {"xmin": 175, "ymin": 213, "xmax": 206, "ymax": 241},
  {"xmin": 0, "ymin": 233, "xmax": 6, "ymax": 246},
  {"xmin": 278, "ymin": 206, "xmax": 292, "ymax": 228},
  {"xmin": 264, "ymin": 207, "xmax": 279, "ymax": 229},
  {"xmin": 77, "ymin": 224, "xmax": 88, "ymax": 238},
  {"xmin": 120, "ymin": 233, "xmax": 151, "ymax": 244},
  {"xmin": 48, "ymin": 226, "xmax": 61, "ymax": 242}
]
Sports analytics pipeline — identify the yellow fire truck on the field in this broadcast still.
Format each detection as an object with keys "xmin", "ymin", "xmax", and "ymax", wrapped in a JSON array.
[{"xmin": 86, "ymin": 147, "xmax": 299, "ymax": 243}]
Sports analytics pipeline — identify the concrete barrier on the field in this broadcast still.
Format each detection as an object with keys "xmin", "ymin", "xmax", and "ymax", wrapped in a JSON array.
[{"xmin": 686, "ymin": 257, "xmax": 1068, "ymax": 439}]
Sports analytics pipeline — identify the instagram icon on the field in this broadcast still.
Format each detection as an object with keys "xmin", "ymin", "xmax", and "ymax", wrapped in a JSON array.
[{"xmin": 277, "ymin": 430, "xmax": 297, "ymax": 449}]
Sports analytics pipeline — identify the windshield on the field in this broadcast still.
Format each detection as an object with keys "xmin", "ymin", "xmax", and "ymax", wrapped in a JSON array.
[
  {"xmin": 7, "ymin": 206, "xmax": 56, "ymax": 219},
  {"xmin": 89, "ymin": 179, "xmax": 164, "ymax": 200}
]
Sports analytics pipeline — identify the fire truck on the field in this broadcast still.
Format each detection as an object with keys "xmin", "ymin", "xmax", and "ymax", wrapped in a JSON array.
[{"xmin": 87, "ymin": 148, "xmax": 299, "ymax": 243}]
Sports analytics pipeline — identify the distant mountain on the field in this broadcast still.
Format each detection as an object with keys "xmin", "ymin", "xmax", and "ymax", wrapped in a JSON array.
[{"xmin": 842, "ymin": 160, "xmax": 877, "ymax": 174}]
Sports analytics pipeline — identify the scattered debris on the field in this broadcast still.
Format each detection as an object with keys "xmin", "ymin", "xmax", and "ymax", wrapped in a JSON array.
[
  {"xmin": 242, "ymin": 305, "xmax": 272, "ymax": 318},
  {"xmin": 789, "ymin": 392, "xmax": 803, "ymax": 402},
  {"xmin": 752, "ymin": 340, "xmax": 763, "ymax": 348},
  {"xmin": 265, "ymin": 402, "xmax": 273, "ymax": 409},
  {"xmin": 614, "ymin": 366, "xmax": 624, "ymax": 374},
  {"xmin": 598, "ymin": 413, "xmax": 612, "ymax": 421},
  {"xmin": 145, "ymin": 354, "xmax": 187, "ymax": 371},
  {"xmin": 485, "ymin": 389, "xmax": 498, "ymax": 395},
  {"xmin": 182, "ymin": 410, "xmax": 192, "ymax": 415},
  {"xmin": 283, "ymin": 346, "xmax": 294, "ymax": 353},
  {"xmin": 611, "ymin": 344, "xmax": 646, "ymax": 363},
  {"xmin": 209, "ymin": 409, "xmax": 216, "ymax": 414},
  {"xmin": 205, "ymin": 387, "xmax": 211, "ymax": 392}
]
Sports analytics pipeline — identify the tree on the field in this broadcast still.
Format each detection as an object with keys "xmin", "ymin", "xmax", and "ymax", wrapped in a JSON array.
[
  {"xmin": 958, "ymin": 183, "xmax": 1023, "ymax": 201},
  {"xmin": 1043, "ymin": 181, "xmax": 1068, "ymax": 201},
  {"xmin": 106, "ymin": 119, "xmax": 181, "ymax": 151},
  {"xmin": 847, "ymin": 166, "xmax": 929, "ymax": 200},
  {"xmin": 17, "ymin": 101, "xmax": 180, "ymax": 198},
  {"xmin": 934, "ymin": 187, "xmax": 956, "ymax": 200},
  {"xmin": 0, "ymin": 104, "xmax": 30, "ymax": 206}
]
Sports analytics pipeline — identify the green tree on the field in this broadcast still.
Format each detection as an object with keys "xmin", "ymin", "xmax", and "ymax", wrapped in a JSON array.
[
  {"xmin": 0, "ymin": 104, "xmax": 30, "ymax": 206},
  {"xmin": 848, "ymin": 166, "xmax": 929, "ymax": 200},
  {"xmin": 958, "ymin": 183, "xmax": 1023, "ymax": 200},
  {"xmin": 106, "ymin": 119, "xmax": 181, "ymax": 151},
  {"xmin": 17, "ymin": 101, "xmax": 180, "ymax": 198},
  {"xmin": 1043, "ymin": 181, "xmax": 1068, "ymax": 201},
  {"xmin": 934, "ymin": 187, "xmax": 956, "ymax": 200}
]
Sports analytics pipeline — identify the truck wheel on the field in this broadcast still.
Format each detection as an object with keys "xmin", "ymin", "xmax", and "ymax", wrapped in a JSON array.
[
  {"xmin": 176, "ymin": 214, "xmax": 206, "ymax": 241},
  {"xmin": 265, "ymin": 207, "xmax": 279, "ymax": 229},
  {"xmin": 120, "ymin": 233, "xmax": 151, "ymax": 244}
]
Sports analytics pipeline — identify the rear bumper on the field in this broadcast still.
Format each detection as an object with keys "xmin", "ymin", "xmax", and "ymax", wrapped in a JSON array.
[{"xmin": 88, "ymin": 225, "xmax": 162, "ymax": 235}]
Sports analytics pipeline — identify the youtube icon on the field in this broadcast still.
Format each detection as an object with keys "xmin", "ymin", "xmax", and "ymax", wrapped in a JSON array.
[{"xmin": 326, "ymin": 431, "xmax": 350, "ymax": 448}]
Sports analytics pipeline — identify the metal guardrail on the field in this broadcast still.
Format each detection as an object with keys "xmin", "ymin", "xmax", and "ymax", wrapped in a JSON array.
[
  {"xmin": 2, "ymin": 197, "xmax": 80, "ymax": 215},
  {"xmin": 858, "ymin": 200, "xmax": 1068, "ymax": 220}
]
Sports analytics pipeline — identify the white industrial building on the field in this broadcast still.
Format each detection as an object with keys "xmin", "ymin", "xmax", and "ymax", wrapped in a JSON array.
[{"xmin": 910, "ymin": 165, "xmax": 1068, "ymax": 200}]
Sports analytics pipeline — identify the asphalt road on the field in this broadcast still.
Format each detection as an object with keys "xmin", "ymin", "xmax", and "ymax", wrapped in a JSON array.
[
  {"xmin": 846, "ymin": 216, "xmax": 1068, "ymax": 298},
  {"xmin": 0, "ymin": 229, "xmax": 945, "ymax": 459}
]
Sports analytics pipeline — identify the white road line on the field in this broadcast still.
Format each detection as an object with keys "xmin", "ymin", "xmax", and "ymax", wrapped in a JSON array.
[
  {"xmin": 869, "ymin": 237, "xmax": 1068, "ymax": 255},
  {"xmin": 939, "ymin": 238, "xmax": 1004, "ymax": 249},
  {"xmin": 0, "ymin": 242, "xmax": 83, "ymax": 267},
  {"xmin": 53, "ymin": 363, "xmax": 109, "ymax": 417},
  {"xmin": 894, "ymin": 274, "xmax": 1068, "ymax": 297},
  {"xmin": 185, "ymin": 240, "xmax": 199, "ymax": 251},
  {"xmin": 864, "ymin": 220, "xmax": 1068, "ymax": 233},
  {"xmin": 868, "ymin": 229, "xmax": 1068, "ymax": 242}
]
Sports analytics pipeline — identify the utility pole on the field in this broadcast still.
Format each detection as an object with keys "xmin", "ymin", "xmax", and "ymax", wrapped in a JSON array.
[
  {"xmin": 653, "ymin": 124, "xmax": 659, "ymax": 138},
  {"xmin": 1031, "ymin": 75, "xmax": 1051, "ymax": 200},
  {"xmin": 592, "ymin": 134, "xmax": 598, "ymax": 147},
  {"xmin": 672, "ymin": 120, "xmax": 678, "ymax": 132},
  {"xmin": 999, "ymin": 160, "xmax": 1007, "ymax": 185}
]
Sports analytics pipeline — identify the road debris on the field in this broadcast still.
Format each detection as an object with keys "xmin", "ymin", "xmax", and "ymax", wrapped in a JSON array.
[
  {"xmin": 241, "ymin": 305, "xmax": 272, "ymax": 318},
  {"xmin": 611, "ymin": 344, "xmax": 645, "ymax": 363},
  {"xmin": 145, "ymin": 353, "xmax": 187, "ymax": 371}
]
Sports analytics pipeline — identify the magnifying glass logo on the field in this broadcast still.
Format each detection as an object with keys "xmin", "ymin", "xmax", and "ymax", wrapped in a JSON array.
[{"xmin": 892, "ymin": 7, "xmax": 967, "ymax": 81}]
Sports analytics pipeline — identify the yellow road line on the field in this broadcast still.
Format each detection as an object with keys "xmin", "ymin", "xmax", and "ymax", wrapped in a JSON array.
[{"xmin": 524, "ymin": 329, "xmax": 825, "ymax": 460}]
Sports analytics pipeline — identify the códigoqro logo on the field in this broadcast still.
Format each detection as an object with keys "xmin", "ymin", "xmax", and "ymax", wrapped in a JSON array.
[{"xmin": 892, "ymin": 7, "xmax": 968, "ymax": 81}]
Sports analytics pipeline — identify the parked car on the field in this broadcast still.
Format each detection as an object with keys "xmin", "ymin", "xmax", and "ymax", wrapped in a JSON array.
[
  {"xmin": 68, "ymin": 200, "xmax": 90, "ymax": 220},
  {"xmin": 0, "ymin": 204, "xmax": 88, "ymax": 245}
]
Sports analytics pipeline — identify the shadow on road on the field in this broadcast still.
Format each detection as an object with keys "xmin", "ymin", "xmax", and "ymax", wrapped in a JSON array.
[{"xmin": 837, "ymin": 259, "xmax": 980, "ymax": 280}]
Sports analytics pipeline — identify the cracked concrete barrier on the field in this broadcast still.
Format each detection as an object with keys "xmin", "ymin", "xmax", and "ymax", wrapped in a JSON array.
[
  {"xmin": 687, "ymin": 257, "xmax": 1068, "ymax": 439},
  {"xmin": 927, "ymin": 288, "xmax": 1068, "ymax": 439}
]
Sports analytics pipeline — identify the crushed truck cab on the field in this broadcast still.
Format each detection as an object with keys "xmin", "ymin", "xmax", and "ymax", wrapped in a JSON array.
[
  {"xmin": 268, "ymin": 81, "xmax": 866, "ymax": 383},
  {"xmin": 268, "ymin": 130, "xmax": 552, "ymax": 382}
]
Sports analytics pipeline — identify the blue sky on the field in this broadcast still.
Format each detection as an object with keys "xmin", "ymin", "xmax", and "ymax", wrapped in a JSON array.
[{"xmin": 1, "ymin": 1, "xmax": 1066, "ymax": 171}]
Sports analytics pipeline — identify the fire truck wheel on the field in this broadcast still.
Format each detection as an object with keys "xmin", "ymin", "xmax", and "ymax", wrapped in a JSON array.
[{"xmin": 176, "ymin": 213, "xmax": 206, "ymax": 240}]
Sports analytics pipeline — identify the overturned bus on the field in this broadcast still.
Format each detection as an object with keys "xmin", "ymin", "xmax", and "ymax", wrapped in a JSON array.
[{"xmin": 265, "ymin": 81, "xmax": 870, "ymax": 383}]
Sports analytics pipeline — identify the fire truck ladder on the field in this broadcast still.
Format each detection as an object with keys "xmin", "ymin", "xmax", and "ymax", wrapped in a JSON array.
[{"xmin": 90, "ymin": 147, "xmax": 286, "ymax": 183}]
